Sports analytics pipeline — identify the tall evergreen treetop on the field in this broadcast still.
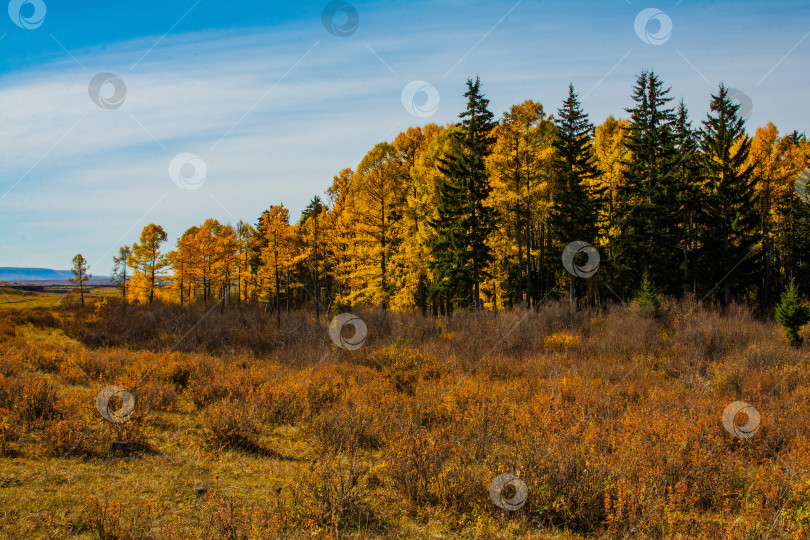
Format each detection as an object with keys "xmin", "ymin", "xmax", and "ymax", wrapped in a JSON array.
[
  {"xmin": 549, "ymin": 83, "xmax": 602, "ymax": 243},
  {"xmin": 429, "ymin": 76, "xmax": 497, "ymax": 311},
  {"xmin": 615, "ymin": 70, "xmax": 682, "ymax": 295},
  {"xmin": 454, "ymin": 76, "xmax": 497, "ymax": 154},
  {"xmin": 699, "ymin": 83, "xmax": 757, "ymax": 305}
]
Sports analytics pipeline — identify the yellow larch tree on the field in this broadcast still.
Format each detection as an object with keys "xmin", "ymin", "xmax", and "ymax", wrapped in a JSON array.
[
  {"xmin": 258, "ymin": 205, "xmax": 299, "ymax": 321},
  {"xmin": 235, "ymin": 220, "xmax": 256, "ymax": 304},
  {"xmin": 168, "ymin": 226, "xmax": 200, "ymax": 305},
  {"xmin": 324, "ymin": 168, "xmax": 357, "ymax": 309},
  {"xmin": 593, "ymin": 116, "xmax": 631, "ymax": 258},
  {"xmin": 128, "ymin": 223, "xmax": 169, "ymax": 304},
  {"xmin": 389, "ymin": 124, "xmax": 448, "ymax": 312},
  {"xmin": 749, "ymin": 124, "xmax": 810, "ymax": 306},
  {"xmin": 213, "ymin": 223, "xmax": 238, "ymax": 309},
  {"xmin": 192, "ymin": 219, "xmax": 220, "ymax": 304},
  {"xmin": 487, "ymin": 100, "xmax": 555, "ymax": 308},
  {"xmin": 346, "ymin": 142, "xmax": 408, "ymax": 308}
]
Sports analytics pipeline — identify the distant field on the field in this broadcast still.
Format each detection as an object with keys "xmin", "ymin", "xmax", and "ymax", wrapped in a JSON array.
[{"xmin": 0, "ymin": 285, "xmax": 119, "ymax": 309}]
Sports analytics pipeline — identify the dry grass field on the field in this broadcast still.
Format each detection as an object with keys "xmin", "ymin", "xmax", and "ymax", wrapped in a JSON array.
[
  {"xmin": 1, "ymin": 299, "xmax": 809, "ymax": 539},
  {"xmin": 0, "ymin": 286, "xmax": 120, "ymax": 310}
]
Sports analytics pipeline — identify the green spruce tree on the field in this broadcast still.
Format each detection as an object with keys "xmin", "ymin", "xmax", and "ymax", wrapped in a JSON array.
[
  {"xmin": 615, "ymin": 70, "xmax": 682, "ymax": 297},
  {"xmin": 775, "ymin": 278, "xmax": 810, "ymax": 347},
  {"xmin": 635, "ymin": 269, "xmax": 662, "ymax": 317},
  {"xmin": 698, "ymin": 84, "xmax": 757, "ymax": 305},
  {"xmin": 429, "ymin": 76, "xmax": 497, "ymax": 311},
  {"xmin": 548, "ymin": 83, "xmax": 603, "ymax": 312},
  {"xmin": 673, "ymin": 99, "xmax": 703, "ymax": 296},
  {"xmin": 301, "ymin": 195, "xmax": 326, "ymax": 322},
  {"xmin": 429, "ymin": 160, "xmax": 468, "ymax": 313}
]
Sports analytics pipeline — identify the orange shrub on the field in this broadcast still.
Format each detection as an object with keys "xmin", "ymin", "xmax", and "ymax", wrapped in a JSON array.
[{"xmin": 203, "ymin": 398, "xmax": 261, "ymax": 451}]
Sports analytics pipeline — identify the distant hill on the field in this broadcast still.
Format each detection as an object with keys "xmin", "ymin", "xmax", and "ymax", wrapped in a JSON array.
[
  {"xmin": 0, "ymin": 267, "xmax": 111, "ymax": 283},
  {"xmin": 0, "ymin": 267, "xmax": 72, "ymax": 281}
]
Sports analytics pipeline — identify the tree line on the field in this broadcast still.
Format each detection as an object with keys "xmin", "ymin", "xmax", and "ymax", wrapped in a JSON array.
[{"xmin": 103, "ymin": 70, "xmax": 810, "ymax": 317}]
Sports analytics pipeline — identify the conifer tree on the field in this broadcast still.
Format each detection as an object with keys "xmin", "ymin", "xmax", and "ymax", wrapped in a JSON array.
[
  {"xmin": 615, "ymin": 70, "xmax": 681, "ymax": 296},
  {"xmin": 429, "ymin": 76, "xmax": 497, "ymax": 311},
  {"xmin": 593, "ymin": 116, "xmax": 631, "ymax": 260},
  {"xmin": 635, "ymin": 269, "xmax": 662, "ymax": 317},
  {"xmin": 129, "ymin": 224, "xmax": 168, "ymax": 304},
  {"xmin": 673, "ymin": 100, "xmax": 702, "ymax": 295},
  {"xmin": 168, "ymin": 231, "xmax": 194, "ymax": 305},
  {"xmin": 324, "ymin": 168, "xmax": 357, "ymax": 310},
  {"xmin": 396, "ymin": 126, "xmax": 451, "ymax": 314},
  {"xmin": 301, "ymin": 195, "xmax": 327, "ymax": 321},
  {"xmin": 548, "ymin": 84, "xmax": 602, "ymax": 312},
  {"xmin": 748, "ymin": 123, "xmax": 787, "ymax": 311},
  {"xmin": 259, "ymin": 205, "xmax": 296, "ymax": 325},
  {"xmin": 235, "ymin": 220, "xmax": 255, "ymax": 304},
  {"xmin": 351, "ymin": 142, "xmax": 407, "ymax": 308},
  {"xmin": 390, "ymin": 125, "xmax": 446, "ymax": 314},
  {"xmin": 699, "ymin": 84, "xmax": 757, "ymax": 305},
  {"xmin": 775, "ymin": 277, "xmax": 809, "ymax": 347},
  {"xmin": 489, "ymin": 100, "xmax": 555, "ymax": 308},
  {"xmin": 430, "ymin": 145, "xmax": 468, "ymax": 313},
  {"xmin": 778, "ymin": 134, "xmax": 810, "ymax": 295}
]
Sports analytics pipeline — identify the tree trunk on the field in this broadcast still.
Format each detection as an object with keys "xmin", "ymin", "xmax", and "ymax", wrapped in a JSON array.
[
  {"xmin": 236, "ymin": 265, "xmax": 241, "ymax": 305},
  {"xmin": 275, "ymin": 256, "xmax": 281, "ymax": 329},
  {"xmin": 472, "ymin": 204, "xmax": 480, "ymax": 312},
  {"xmin": 525, "ymin": 169, "xmax": 533, "ymax": 309},
  {"xmin": 724, "ymin": 209, "xmax": 731, "ymax": 306},
  {"xmin": 149, "ymin": 262, "xmax": 155, "ymax": 304},
  {"xmin": 569, "ymin": 276, "xmax": 576, "ymax": 315},
  {"xmin": 516, "ymin": 207, "xmax": 523, "ymax": 307},
  {"xmin": 418, "ymin": 274, "xmax": 427, "ymax": 317},
  {"xmin": 313, "ymin": 220, "xmax": 320, "ymax": 323}
]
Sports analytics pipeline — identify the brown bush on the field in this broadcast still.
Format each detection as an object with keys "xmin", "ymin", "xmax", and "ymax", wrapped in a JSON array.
[
  {"xmin": 203, "ymin": 398, "xmax": 262, "ymax": 451},
  {"xmin": 63, "ymin": 301, "xmax": 325, "ymax": 357},
  {"xmin": 38, "ymin": 415, "xmax": 94, "ymax": 457},
  {"xmin": 81, "ymin": 495, "xmax": 155, "ymax": 540},
  {"xmin": 14, "ymin": 374, "xmax": 61, "ymax": 424},
  {"xmin": 306, "ymin": 453, "xmax": 375, "ymax": 532},
  {"xmin": 252, "ymin": 380, "xmax": 302, "ymax": 429},
  {"xmin": 0, "ymin": 406, "xmax": 17, "ymax": 455},
  {"xmin": 132, "ymin": 380, "xmax": 177, "ymax": 413},
  {"xmin": 310, "ymin": 400, "xmax": 382, "ymax": 452}
]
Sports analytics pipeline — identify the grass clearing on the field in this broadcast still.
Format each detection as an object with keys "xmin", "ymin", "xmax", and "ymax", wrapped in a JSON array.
[
  {"xmin": 0, "ymin": 286, "xmax": 120, "ymax": 310},
  {"xmin": 0, "ymin": 301, "xmax": 809, "ymax": 538}
]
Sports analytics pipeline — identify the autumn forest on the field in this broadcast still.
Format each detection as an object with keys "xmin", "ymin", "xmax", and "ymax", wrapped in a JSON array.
[{"xmin": 93, "ymin": 71, "xmax": 809, "ymax": 319}]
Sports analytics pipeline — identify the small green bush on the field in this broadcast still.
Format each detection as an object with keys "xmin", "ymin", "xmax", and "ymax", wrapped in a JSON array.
[
  {"xmin": 775, "ymin": 278, "xmax": 810, "ymax": 347},
  {"xmin": 634, "ymin": 270, "xmax": 661, "ymax": 317}
]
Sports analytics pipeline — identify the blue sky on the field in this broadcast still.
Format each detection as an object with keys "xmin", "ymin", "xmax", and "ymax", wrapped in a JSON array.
[{"xmin": 1, "ymin": 0, "xmax": 808, "ymax": 271}]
